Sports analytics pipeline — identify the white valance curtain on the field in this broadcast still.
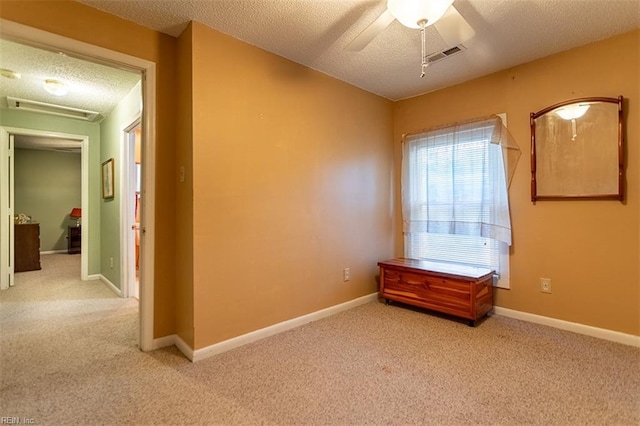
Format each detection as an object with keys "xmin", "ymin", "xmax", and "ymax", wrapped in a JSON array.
[{"xmin": 402, "ymin": 116, "xmax": 516, "ymax": 246}]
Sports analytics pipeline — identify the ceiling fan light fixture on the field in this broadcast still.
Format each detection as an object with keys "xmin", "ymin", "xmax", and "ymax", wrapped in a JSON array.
[
  {"xmin": 43, "ymin": 78, "xmax": 69, "ymax": 96},
  {"xmin": 387, "ymin": 0, "xmax": 454, "ymax": 29},
  {"xmin": 555, "ymin": 104, "xmax": 590, "ymax": 120}
]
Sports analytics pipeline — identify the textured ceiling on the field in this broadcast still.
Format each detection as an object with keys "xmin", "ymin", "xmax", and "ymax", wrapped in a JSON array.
[
  {"xmin": 77, "ymin": 0, "xmax": 640, "ymax": 100},
  {"xmin": 0, "ymin": 38, "xmax": 140, "ymax": 119},
  {"xmin": 0, "ymin": 0, "xmax": 638, "ymax": 128}
]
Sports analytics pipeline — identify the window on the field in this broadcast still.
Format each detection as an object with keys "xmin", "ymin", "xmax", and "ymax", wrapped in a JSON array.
[{"xmin": 402, "ymin": 116, "xmax": 513, "ymax": 288}]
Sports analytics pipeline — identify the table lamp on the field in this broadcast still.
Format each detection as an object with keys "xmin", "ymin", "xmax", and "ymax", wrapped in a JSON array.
[{"xmin": 70, "ymin": 208, "xmax": 82, "ymax": 227}]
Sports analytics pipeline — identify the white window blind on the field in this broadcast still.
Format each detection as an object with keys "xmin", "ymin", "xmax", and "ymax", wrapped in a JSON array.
[{"xmin": 402, "ymin": 116, "xmax": 512, "ymax": 288}]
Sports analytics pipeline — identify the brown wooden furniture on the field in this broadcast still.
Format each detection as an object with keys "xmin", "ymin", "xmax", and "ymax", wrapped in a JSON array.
[
  {"xmin": 67, "ymin": 225, "xmax": 81, "ymax": 254},
  {"xmin": 14, "ymin": 223, "xmax": 41, "ymax": 272},
  {"xmin": 378, "ymin": 258, "xmax": 494, "ymax": 326}
]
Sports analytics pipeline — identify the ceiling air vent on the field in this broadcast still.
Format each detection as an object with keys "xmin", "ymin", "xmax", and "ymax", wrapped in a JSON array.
[
  {"xmin": 426, "ymin": 44, "xmax": 466, "ymax": 64},
  {"xmin": 7, "ymin": 97, "xmax": 101, "ymax": 122}
]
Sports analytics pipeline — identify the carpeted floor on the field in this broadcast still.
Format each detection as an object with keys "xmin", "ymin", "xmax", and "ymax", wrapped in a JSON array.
[{"xmin": 1, "ymin": 254, "xmax": 638, "ymax": 425}]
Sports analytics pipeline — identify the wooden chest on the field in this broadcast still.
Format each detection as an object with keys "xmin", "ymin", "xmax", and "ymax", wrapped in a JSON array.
[{"xmin": 378, "ymin": 258, "xmax": 494, "ymax": 326}]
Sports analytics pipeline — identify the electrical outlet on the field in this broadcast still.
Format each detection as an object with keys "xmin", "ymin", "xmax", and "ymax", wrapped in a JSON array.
[
  {"xmin": 343, "ymin": 268, "xmax": 350, "ymax": 282},
  {"xmin": 110, "ymin": 257, "xmax": 114, "ymax": 269},
  {"xmin": 540, "ymin": 277, "xmax": 551, "ymax": 293}
]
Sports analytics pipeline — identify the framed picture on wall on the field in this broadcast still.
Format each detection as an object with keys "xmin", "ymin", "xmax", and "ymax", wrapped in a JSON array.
[{"xmin": 102, "ymin": 158, "xmax": 115, "ymax": 199}]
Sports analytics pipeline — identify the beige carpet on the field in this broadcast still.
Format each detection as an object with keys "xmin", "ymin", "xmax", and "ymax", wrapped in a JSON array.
[{"xmin": 1, "ymin": 254, "xmax": 638, "ymax": 425}]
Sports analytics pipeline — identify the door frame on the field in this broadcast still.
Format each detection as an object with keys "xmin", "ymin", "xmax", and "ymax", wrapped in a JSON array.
[
  {"xmin": 0, "ymin": 19, "xmax": 157, "ymax": 352},
  {"xmin": 0, "ymin": 133, "xmax": 14, "ymax": 290},
  {"xmin": 121, "ymin": 116, "xmax": 141, "ymax": 299},
  {"xmin": 0, "ymin": 128, "xmax": 88, "ymax": 281}
]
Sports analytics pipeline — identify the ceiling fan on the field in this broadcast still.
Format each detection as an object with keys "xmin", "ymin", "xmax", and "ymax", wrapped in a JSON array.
[{"xmin": 346, "ymin": 0, "xmax": 475, "ymax": 77}]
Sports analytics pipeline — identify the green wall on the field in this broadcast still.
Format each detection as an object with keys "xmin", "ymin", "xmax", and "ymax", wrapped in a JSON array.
[
  {"xmin": 14, "ymin": 148, "xmax": 81, "ymax": 251},
  {"xmin": 0, "ymin": 109, "xmax": 101, "ymax": 274},
  {"xmin": 1, "ymin": 79, "xmax": 141, "ymax": 287},
  {"xmin": 99, "ymin": 81, "xmax": 142, "ymax": 288}
]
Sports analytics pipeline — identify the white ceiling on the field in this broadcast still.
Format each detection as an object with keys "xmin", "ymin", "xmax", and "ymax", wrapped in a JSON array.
[
  {"xmin": 0, "ymin": 0, "xmax": 638, "ymax": 127},
  {"xmin": 76, "ymin": 0, "xmax": 640, "ymax": 101},
  {"xmin": 0, "ymin": 38, "xmax": 140, "ymax": 120},
  {"xmin": 0, "ymin": 36, "xmax": 140, "ymax": 150}
]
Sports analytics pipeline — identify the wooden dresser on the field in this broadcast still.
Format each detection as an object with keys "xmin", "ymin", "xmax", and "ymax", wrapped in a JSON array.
[
  {"xmin": 378, "ymin": 258, "xmax": 494, "ymax": 326},
  {"xmin": 15, "ymin": 223, "xmax": 41, "ymax": 272}
]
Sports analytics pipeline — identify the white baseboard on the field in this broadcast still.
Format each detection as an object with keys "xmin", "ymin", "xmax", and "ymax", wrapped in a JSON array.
[
  {"xmin": 98, "ymin": 274, "xmax": 123, "ymax": 297},
  {"xmin": 152, "ymin": 334, "xmax": 177, "ymax": 350},
  {"xmin": 493, "ymin": 307, "xmax": 640, "ymax": 348},
  {"xmin": 151, "ymin": 334, "xmax": 193, "ymax": 361},
  {"xmin": 40, "ymin": 250, "xmax": 68, "ymax": 255},
  {"xmin": 184, "ymin": 293, "xmax": 379, "ymax": 363},
  {"xmin": 174, "ymin": 334, "xmax": 194, "ymax": 360},
  {"xmin": 149, "ymin": 334, "xmax": 194, "ymax": 360},
  {"xmin": 87, "ymin": 274, "xmax": 100, "ymax": 281}
]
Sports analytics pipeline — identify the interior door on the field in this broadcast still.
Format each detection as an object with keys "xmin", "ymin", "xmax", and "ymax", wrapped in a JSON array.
[
  {"xmin": 1, "ymin": 131, "xmax": 15, "ymax": 290},
  {"xmin": 124, "ymin": 123, "xmax": 141, "ymax": 299}
]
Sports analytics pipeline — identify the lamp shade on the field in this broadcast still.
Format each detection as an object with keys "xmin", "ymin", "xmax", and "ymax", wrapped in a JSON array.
[
  {"xmin": 70, "ymin": 208, "xmax": 82, "ymax": 219},
  {"xmin": 387, "ymin": 0, "xmax": 454, "ymax": 28}
]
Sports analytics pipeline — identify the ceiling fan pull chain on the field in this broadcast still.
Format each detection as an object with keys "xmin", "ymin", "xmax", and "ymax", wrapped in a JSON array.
[{"xmin": 419, "ymin": 19, "xmax": 429, "ymax": 78}]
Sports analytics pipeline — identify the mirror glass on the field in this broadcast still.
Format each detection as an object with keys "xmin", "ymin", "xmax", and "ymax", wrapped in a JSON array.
[{"xmin": 530, "ymin": 97, "xmax": 623, "ymax": 201}]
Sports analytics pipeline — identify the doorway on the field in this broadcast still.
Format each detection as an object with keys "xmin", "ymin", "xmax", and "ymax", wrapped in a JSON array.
[
  {"xmin": 123, "ymin": 120, "xmax": 142, "ymax": 299},
  {"xmin": 0, "ymin": 129, "xmax": 88, "ymax": 288},
  {"xmin": 0, "ymin": 19, "xmax": 157, "ymax": 351}
]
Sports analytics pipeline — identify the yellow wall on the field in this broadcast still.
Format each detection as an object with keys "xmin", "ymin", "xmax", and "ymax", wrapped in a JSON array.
[
  {"xmin": 0, "ymin": 0, "xmax": 179, "ymax": 337},
  {"xmin": 190, "ymin": 22, "xmax": 394, "ymax": 348},
  {"xmin": 2, "ymin": 1, "xmax": 637, "ymax": 347},
  {"xmin": 394, "ymin": 30, "xmax": 640, "ymax": 335},
  {"xmin": 175, "ymin": 23, "xmax": 195, "ymax": 346}
]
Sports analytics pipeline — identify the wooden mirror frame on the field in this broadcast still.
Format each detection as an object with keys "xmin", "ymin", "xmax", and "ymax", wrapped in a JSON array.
[{"xmin": 530, "ymin": 96, "xmax": 624, "ymax": 202}]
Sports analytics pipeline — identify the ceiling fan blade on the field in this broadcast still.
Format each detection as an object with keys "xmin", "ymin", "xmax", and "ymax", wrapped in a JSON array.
[
  {"xmin": 433, "ymin": 5, "xmax": 475, "ymax": 46},
  {"xmin": 345, "ymin": 9, "xmax": 395, "ymax": 51}
]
